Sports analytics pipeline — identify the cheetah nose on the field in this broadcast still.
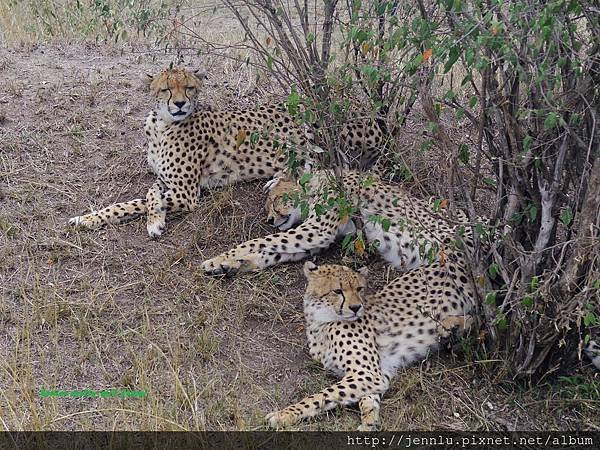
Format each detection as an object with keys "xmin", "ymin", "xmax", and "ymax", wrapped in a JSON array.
[
  {"xmin": 174, "ymin": 101, "xmax": 186, "ymax": 108},
  {"xmin": 349, "ymin": 304, "xmax": 362, "ymax": 314}
]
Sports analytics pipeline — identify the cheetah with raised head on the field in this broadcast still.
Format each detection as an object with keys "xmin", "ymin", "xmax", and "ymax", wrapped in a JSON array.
[
  {"xmin": 266, "ymin": 261, "xmax": 474, "ymax": 430},
  {"xmin": 69, "ymin": 68, "xmax": 386, "ymax": 237},
  {"xmin": 202, "ymin": 170, "xmax": 473, "ymax": 275},
  {"xmin": 68, "ymin": 68, "xmax": 308, "ymax": 237}
]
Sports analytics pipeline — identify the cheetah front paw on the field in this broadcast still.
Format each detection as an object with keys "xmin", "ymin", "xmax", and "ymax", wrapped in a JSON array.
[
  {"xmin": 265, "ymin": 409, "xmax": 300, "ymax": 429},
  {"xmin": 201, "ymin": 254, "xmax": 243, "ymax": 277},
  {"xmin": 68, "ymin": 214, "xmax": 101, "ymax": 229},
  {"xmin": 146, "ymin": 218, "xmax": 165, "ymax": 238}
]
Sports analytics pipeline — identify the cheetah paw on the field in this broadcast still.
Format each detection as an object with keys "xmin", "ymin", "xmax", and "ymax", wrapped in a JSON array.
[
  {"xmin": 146, "ymin": 220, "xmax": 165, "ymax": 238},
  {"xmin": 201, "ymin": 255, "xmax": 243, "ymax": 277},
  {"xmin": 265, "ymin": 409, "xmax": 299, "ymax": 428},
  {"xmin": 68, "ymin": 215, "xmax": 99, "ymax": 229}
]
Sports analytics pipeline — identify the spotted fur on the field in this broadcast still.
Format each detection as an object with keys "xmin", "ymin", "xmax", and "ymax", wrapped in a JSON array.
[
  {"xmin": 265, "ymin": 261, "xmax": 474, "ymax": 430},
  {"xmin": 202, "ymin": 170, "xmax": 472, "ymax": 275}
]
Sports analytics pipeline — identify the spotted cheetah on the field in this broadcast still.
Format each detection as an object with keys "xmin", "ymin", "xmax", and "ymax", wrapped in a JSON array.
[
  {"xmin": 202, "ymin": 170, "xmax": 473, "ymax": 275},
  {"xmin": 265, "ymin": 261, "xmax": 474, "ymax": 430},
  {"xmin": 584, "ymin": 341, "xmax": 600, "ymax": 370},
  {"xmin": 69, "ymin": 68, "xmax": 385, "ymax": 237}
]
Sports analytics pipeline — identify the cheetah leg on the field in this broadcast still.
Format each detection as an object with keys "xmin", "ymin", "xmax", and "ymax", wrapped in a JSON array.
[
  {"xmin": 146, "ymin": 181, "xmax": 198, "ymax": 238},
  {"xmin": 206, "ymin": 251, "xmax": 309, "ymax": 277},
  {"xmin": 68, "ymin": 199, "xmax": 147, "ymax": 229},
  {"xmin": 202, "ymin": 209, "xmax": 341, "ymax": 276},
  {"xmin": 265, "ymin": 371, "xmax": 388, "ymax": 428},
  {"xmin": 145, "ymin": 180, "xmax": 167, "ymax": 238},
  {"xmin": 357, "ymin": 394, "xmax": 381, "ymax": 431}
]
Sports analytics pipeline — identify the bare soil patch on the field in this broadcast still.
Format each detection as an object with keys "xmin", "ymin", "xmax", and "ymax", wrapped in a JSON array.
[{"xmin": 0, "ymin": 43, "xmax": 597, "ymax": 431}]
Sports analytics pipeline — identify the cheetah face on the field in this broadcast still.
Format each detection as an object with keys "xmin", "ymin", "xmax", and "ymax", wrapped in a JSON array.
[
  {"xmin": 148, "ymin": 68, "xmax": 205, "ymax": 123},
  {"xmin": 303, "ymin": 261, "xmax": 368, "ymax": 322},
  {"xmin": 265, "ymin": 178, "xmax": 302, "ymax": 230}
]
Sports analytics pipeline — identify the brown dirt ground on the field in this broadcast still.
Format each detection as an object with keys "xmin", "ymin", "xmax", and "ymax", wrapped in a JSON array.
[{"xmin": 0, "ymin": 43, "xmax": 598, "ymax": 431}]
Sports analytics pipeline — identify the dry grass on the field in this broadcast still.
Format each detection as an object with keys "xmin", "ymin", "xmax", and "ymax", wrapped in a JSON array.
[{"xmin": 0, "ymin": 4, "xmax": 599, "ymax": 432}]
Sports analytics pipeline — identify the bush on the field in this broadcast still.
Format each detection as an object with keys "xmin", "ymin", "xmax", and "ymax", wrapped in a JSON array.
[{"xmin": 223, "ymin": 0, "xmax": 599, "ymax": 377}]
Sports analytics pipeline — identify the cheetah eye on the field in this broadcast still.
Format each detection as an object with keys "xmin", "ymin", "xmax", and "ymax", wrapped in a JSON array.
[
  {"xmin": 333, "ymin": 289, "xmax": 343, "ymax": 295},
  {"xmin": 160, "ymin": 88, "xmax": 169, "ymax": 93},
  {"xmin": 357, "ymin": 287, "xmax": 365, "ymax": 292},
  {"xmin": 185, "ymin": 86, "xmax": 196, "ymax": 91}
]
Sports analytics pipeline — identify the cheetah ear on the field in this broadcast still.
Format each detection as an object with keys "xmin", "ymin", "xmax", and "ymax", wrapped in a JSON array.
[
  {"xmin": 303, "ymin": 261, "xmax": 318, "ymax": 278},
  {"xmin": 357, "ymin": 266, "xmax": 369, "ymax": 278}
]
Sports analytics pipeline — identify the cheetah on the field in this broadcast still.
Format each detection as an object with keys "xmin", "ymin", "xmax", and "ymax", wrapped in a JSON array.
[
  {"xmin": 266, "ymin": 261, "xmax": 474, "ymax": 430},
  {"xmin": 69, "ymin": 68, "xmax": 386, "ymax": 237},
  {"xmin": 584, "ymin": 341, "xmax": 600, "ymax": 370},
  {"xmin": 202, "ymin": 170, "xmax": 473, "ymax": 276}
]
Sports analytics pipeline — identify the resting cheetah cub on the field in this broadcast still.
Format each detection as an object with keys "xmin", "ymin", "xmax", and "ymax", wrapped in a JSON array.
[{"xmin": 266, "ymin": 261, "xmax": 474, "ymax": 430}]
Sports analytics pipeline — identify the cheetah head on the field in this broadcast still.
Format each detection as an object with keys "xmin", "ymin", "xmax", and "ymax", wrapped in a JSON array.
[
  {"xmin": 265, "ymin": 177, "xmax": 302, "ymax": 230},
  {"xmin": 303, "ymin": 261, "xmax": 368, "ymax": 322},
  {"xmin": 147, "ymin": 68, "xmax": 206, "ymax": 123}
]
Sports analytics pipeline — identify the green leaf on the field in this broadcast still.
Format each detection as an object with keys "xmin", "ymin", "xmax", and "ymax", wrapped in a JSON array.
[
  {"xmin": 528, "ymin": 205, "xmax": 538, "ymax": 221},
  {"xmin": 496, "ymin": 313, "xmax": 508, "ymax": 330},
  {"xmin": 303, "ymin": 109, "xmax": 314, "ymax": 123},
  {"xmin": 468, "ymin": 95, "xmax": 477, "ymax": 108},
  {"xmin": 314, "ymin": 203, "xmax": 326, "ymax": 216},
  {"xmin": 300, "ymin": 201, "xmax": 309, "ymax": 220},
  {"xmin": 287, "ymin": 91, "xmax": 300, "ymax": 116},
  {"xmin": 266, "ymin": 54, "xmax": 273, "ymax": 71},
  {"xmin": 444, "ymin": 46, "xmax": 461, "ymax": 73},
  {"xmin": 341, "ymin": 233, "xmax": 354, "ymax": 250},
  {"xmin": 485, "ymin": 291, "xmax": 497, "ymax": 306},
  {"xmin": 509, "ymin": 212, "xmax": 524, "ymax": 226},
  {"xmin": 381, "ymin": 218, "xmax": 391, "ymax": 232},
  {"xmin": 523, "ymin": 135, "xmax": 533, "ymax": 152},
  {"xmin": 530, "ymin": 276, "xmax": 539, "ymax": 291},
  {"xmin": 483, "ymin": 177, "xmax": 496, "ymax": 187},
  {"xmin": 444, "ymin": 89, "xmax": 456, "ymax": 100},
  {"xmin": 298, "ymin": 172, "xmax": 312, "ymax": 187},
  {"xmin": 465, "ymin": 48, "xmax": 475, "ymax": 66},
  {"xmin": 560, "ymin": 207, "xmax": 573, "ymax": 226},
  {"xmin": 488, "ymin": 263, "xmax": 500, "ymax": 280},
  {"xmin": 405, "ymin": 53, "xmax": 423, "ymax": 75},
  {"xmin": 458, "ymin": 144, "xmax": 469, "ymax": 164},
  {"xmin": 521, "ymin": 296, "xmax": 534, "ymax": 308},
  {"xmin": 544, "ymin": 112, "xmax": 559, "ymax": 130},
  {"xmin": 583, "ymin": 312, "xmax": 598, "ymax": 327},
  {"xmin": 362, "ymin": 65, "xmax": 379, "ymax": 83},
  {"xmin": 461, "ymin": 74, "xmax": 473, "ymax": 86}
]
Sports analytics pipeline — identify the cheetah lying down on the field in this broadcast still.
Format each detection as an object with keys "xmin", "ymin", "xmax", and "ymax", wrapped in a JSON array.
[
  {"xmin": 202, "ymin": 170, "xmax": 474, "ymax": 276},
  {"xmin": 266, "ymin": 261, "xmax": 474, "ymax": 430}
]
